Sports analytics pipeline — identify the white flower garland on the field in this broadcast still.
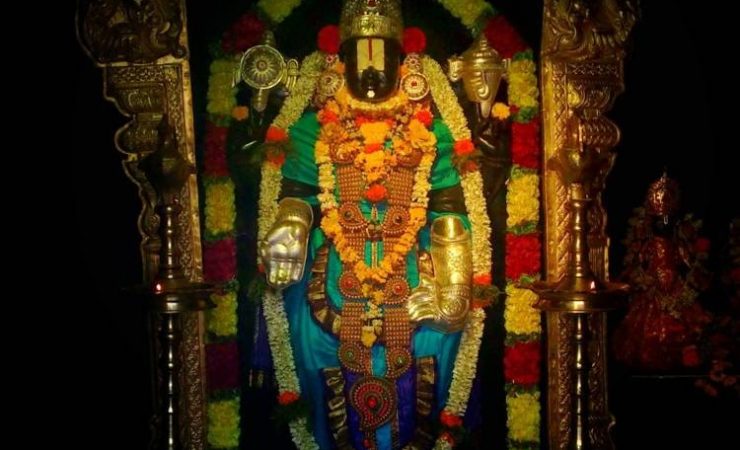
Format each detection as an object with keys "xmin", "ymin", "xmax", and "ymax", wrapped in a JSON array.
[{"xmin": 272, "ymin": 51, "xmax": 325, "ymax": 130}]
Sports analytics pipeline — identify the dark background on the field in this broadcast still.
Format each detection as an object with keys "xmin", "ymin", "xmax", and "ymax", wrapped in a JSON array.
[{"xmin": 72, "ymin": 0, "xmax": 738, "ymax": 448}]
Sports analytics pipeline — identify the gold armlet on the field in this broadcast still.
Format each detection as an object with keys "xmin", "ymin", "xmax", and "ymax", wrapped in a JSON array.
[{"xmin": 430, "ymin": 216, "xmax": 472, "ymax": 329}]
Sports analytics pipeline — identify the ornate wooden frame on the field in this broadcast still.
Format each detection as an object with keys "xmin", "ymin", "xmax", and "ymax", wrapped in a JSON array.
[{"xmin": 76, "ymin": 1, "xmax": 636, "ymax": 448}]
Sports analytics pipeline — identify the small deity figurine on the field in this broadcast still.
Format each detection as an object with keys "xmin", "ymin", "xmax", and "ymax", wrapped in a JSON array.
[
  {"xmin": 253, "ymin": 1, "xmax": 502, "ymax": 448},
  {"xmin": 614, "ymin": 173, "xmax": 712, "ymax": 371}
]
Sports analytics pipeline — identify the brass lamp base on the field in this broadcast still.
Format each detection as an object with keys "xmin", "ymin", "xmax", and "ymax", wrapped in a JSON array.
[{"xmin": 531, "ymin": 279, "xmax": 628, "ymax": 313}]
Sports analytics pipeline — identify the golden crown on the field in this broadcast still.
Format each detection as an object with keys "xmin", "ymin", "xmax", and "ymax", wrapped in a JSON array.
[{"xmin": 339, "ymin": 0, "xmax": 403, "ymax": 43}]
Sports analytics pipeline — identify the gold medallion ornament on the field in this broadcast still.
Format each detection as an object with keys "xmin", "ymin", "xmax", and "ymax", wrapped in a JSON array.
[
  {"xmin": 400, "ymin": 72, "xmax": 430, "ymax": 101},
  {"xmin": 316, "ymin": 70, "xmax": 345, "ymax": 104},
  {"xmin": 400, "ymin": 53, "xmax": 430, "ymax": 101}
]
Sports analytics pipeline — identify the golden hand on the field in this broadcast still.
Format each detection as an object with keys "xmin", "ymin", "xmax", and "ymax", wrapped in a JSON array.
[
  {"xmin": 407, "ymin": 216, "xmax": 472, "ymax": 333},
  {"xmin": 259, "ymin": 198, "xmax": 313, "ymax": 289}
]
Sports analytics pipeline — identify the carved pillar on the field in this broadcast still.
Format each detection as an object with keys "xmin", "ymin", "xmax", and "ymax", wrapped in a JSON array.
[
  {"xmin": 76, "ymin": 1, "xmax": 208, "ymax": 449},
  {"xmin": 538, "ymin": 1, "xmax": 637, "ymax": 449}
]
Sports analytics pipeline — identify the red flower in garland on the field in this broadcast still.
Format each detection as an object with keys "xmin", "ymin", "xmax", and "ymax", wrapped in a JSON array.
[
  {"xmin": 505, "ymin": 234, "xmax": 542, "ymax": 281},
  {"xmin": 204, "ymin": 124, "xmax": 229, "ymax": 177},
  {"xmin": 278, "ymin": 391, "xmax": 300, "ymax": 405},
  {"xmin": 454, "ymin": 139, "xmax": 475, "ymax": 157},
  {"xmin": 403, "ymin": 27, "xmax": 427, "ymax": 54},
  {"xmin": 504, "ymin": 341, "xmax": 541, "ymax": 385},
  {"xmin": 440, "ymin": 411, "xmax": 464, "ymax": 428},
  {"xmin": 414, "ymin": 109, "xmax": 433, "ymax": 127},
  {"xmin": 364, "ymin": 143, "xmax": 383, "ymax": 154},
  {"xmin": 318, "ymin": 25, "xmax": 341, "ymax": 54},
  {"xmin": 511, "ymin": 120, "xmax": 541, "ymax": 169},
  {"xmin": 203, "ymin": 238, "xmax": 237, "ymax": 282},
  {"xmin": 474, "ymin": 273, "xmax": 492, "ymax": 285},
  {"xmin": 265, "ymin": 125, "xmax": 288, "ymax": 143},
  {"xmin": 221, "ymin": 12, "xmax": 266, "ymax": 54},
  {"xmin": 365, "ymin": 183, "xmax": 388, "ymax": 203},
  {"xmin": 483, "ymin": 15, "xmax": 527, "ymax": 59}
]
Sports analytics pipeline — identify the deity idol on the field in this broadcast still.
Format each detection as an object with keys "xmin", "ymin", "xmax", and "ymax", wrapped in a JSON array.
[{"xmin": 255, "ymin": 1, "xmax": 503, "ymax": 448}]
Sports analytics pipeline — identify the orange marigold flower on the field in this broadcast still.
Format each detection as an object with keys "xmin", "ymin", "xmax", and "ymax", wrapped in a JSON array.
[
  {"xmin": 365, "ymin": 183, "xmax": 388, "ymax": 203},
  {"xmin": 265, "ymin": 126, "xmax": 288, "ymax": 143},
  {"xmin": 278, "ymin": 391, "xmax": 299, "ymax": 405},
  {"xmin": 454, "ymin": 139, "xmax": 475, "ymax": 156}
]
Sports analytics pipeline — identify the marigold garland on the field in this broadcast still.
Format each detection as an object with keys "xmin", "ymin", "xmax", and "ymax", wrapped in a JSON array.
[{"xmin": 497, "ymin": 27, "xmax": 543, "ymax": 449}]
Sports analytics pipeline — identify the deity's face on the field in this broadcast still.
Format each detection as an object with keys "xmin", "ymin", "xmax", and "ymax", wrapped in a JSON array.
[{"xmin": 342, "ymin": 37, "xmax": 401, "ymax": 102}]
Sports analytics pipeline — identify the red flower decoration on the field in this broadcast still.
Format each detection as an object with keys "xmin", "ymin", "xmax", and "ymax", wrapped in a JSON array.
[
  {"xmin": 504, "ymin": 341, "xmax": 541, "ymax": 385},
  {"xmin": 454, "ymin": 139, "xmax": 475, "ymax": 157},
  {"xmin": 440, "ymin": 411, "xmax": 464, "ymax": 428},
  {"xmin": 414, "ymin": 109, "xmax": 433, "ymax": 127},
  {"xmin": 694, "ymin": 237, "xmax": 711, "ymax": 254},
  {"xmin": 318, "ymin": 109, "xmax": 339, "ymax": 125},
  {"xmin": 505, "ymin": 233, "xmax": 542, "ymax": 281},
  {"xmin": 318, "ymin": 25, "xmax": 341, "ymax": 55},
  {"xmin": 511, "ymin": 120, "xmax": 541, "ymax": 169},
  {"xmin": 364, "ymin": 143, "xmax": 383, "ymax": 154},
  {"xmin": 365, "ymin": 183, "xmax": 388, "ymax": 203},
  {"xmin": 278, "ymin": 391, "xmax": 300, "ymax": 405},
  {"xmin": 203, "ymin": 238, "xmax": 237, "ymax": 282},
  {"xmin": 265, "ymin": 125, "xmax": 288, "ymax": 143},
  {"xmin": 221, "ymin": 12, "xmax": 266, "ymax": 54},
  {"xmin": 483, "ymin": 15, "xmax": 527, "ymax": 59},
  {"xmin": 204, "ymin": 124, "xmax": 229, "ymax": 177},
  {"xmin": 403, "ymin": 27, "xmax": 427, "ymax": 54},
  {"xmin": 474, "ymin": 273, "xmax": 492, "ymax": 285},
  {"xmin": 206, "ymin": 341, "xmax": 241, "ymax": 391}
]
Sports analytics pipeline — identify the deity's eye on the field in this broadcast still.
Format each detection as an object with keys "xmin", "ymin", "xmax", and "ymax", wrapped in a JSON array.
[{"xmin": 356, "ymin": 38, "xmax": 385, "ymax": 72}]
